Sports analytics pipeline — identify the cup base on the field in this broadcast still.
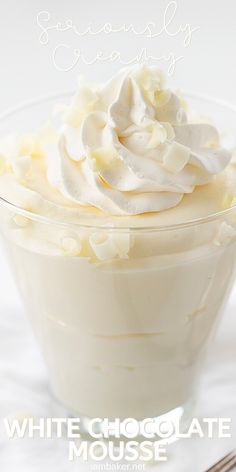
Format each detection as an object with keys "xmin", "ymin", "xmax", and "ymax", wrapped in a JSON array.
[{"xmin": 66, "ymin": 399, "xmax": 195, "ymax": 444}]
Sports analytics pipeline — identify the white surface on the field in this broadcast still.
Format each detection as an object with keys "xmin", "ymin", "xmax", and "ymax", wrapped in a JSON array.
[{"xmin": 0, "ymin": 241, "xmax": 236, "ymax": 472}]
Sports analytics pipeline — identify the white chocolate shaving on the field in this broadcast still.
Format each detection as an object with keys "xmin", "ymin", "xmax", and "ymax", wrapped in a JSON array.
[
  {"xmin": 61, "ymin": 232, "xmax": 82, "ymax": 256},
  {"xmin": 112, "ymin": 232, "xmax": 130, "ymax": 259},
  {"xmin": 90, "ymin": 146, "xmax": 119, "ymax": 170},
  {"xmin": 89, "ymin": 230, "xmax": 130, "ymax": 261},
  {"xmin": 214, "ymin": 222, "xmax": 236, "ymax": 246},
  {"xmin": 147, "ymin": 122, "xmax": 168, "ymax": 148},
  {"xmin": 89, "ymin": 232, "xmax": 118, "ymax": 261},
  {"xmin": 163, "ymin": 142, "xmax": 189, "ymax": 173}
]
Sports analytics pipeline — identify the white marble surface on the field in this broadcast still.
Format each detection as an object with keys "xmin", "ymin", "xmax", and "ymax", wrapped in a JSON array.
[{"xmin": 0, "ymin": 244, "xmax": 236, "ymax": 472}]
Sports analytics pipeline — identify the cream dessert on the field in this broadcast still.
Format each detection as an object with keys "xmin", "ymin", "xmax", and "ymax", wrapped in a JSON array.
[{"xmin": 0, "ymin": 66, "xmax": 236, "ymax": 420}]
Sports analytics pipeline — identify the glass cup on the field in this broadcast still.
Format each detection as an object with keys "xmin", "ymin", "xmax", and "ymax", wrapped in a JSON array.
[{"xmin": 0, "ymin": 92, "xmax": 236, "ymax": 438}]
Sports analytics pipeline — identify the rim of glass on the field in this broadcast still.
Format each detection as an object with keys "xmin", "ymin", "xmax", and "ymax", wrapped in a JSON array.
[{"xmin": 0, "ymin": 90, "xmax": 236, "ymax": 233}]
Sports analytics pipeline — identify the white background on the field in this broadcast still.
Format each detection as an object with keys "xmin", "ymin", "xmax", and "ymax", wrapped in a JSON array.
[
  {"xmin": 0, "ymin": 0, "xmax": 236, "ymax": 109},
  {"xmin": 1, "ymin": 1, "xmax": 236, "ymax": 471}
]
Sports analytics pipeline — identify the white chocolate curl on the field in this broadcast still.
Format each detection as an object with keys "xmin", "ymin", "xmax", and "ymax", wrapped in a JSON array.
[{"xmin": 89, "ymin": 231, "xmax": 130, "ymax": 261}]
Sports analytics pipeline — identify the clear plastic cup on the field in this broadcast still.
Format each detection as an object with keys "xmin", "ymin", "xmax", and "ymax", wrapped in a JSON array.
[{"xmin": 0, "ymin": 93, "xmax": 236, "ymax": 437}]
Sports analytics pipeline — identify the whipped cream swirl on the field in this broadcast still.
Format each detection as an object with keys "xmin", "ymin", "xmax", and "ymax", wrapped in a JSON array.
[{"xmin": 46, "ymin": 66, "xmax": 231, "ymax": 215}]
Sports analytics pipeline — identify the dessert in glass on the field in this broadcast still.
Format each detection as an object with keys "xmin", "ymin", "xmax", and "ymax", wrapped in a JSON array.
[{"xmin": 0, "ymin": 66, "xmax": 236, "ymax": 435}]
